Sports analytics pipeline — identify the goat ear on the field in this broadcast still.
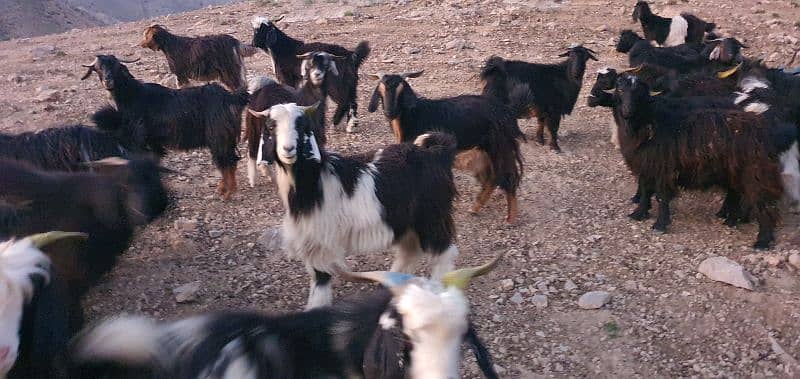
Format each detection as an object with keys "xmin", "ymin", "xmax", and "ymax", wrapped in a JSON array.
[
  {"xmin": 248, "ymin": 108, "xmax": 273, "ymax": 122},
  {"xmin": 367, "ymin": 86, "xmax": 381, "ymax": 113},
  {"xmin": 328, "ymin": 61, "xmax": 339, "ymax": 76},
  {"xmin": 302, "ymin": 102, "xmax": 320, "ymax": 120},
  {"xmin": 300, "ymin": 59, "xmax": 308, "ymax": 77}
]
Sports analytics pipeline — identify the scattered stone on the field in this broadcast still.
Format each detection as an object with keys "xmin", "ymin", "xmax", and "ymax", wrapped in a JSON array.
[
  {"xmin": 257, "ymin": 227, "xmax": 282, "ymax": 251},
  {"xmin": 501, "ymin": 278, "xmax": 515, "ymax": 291},
  {"xmin": 698, "ymin": 256, "xmax": 756, "ymax": 290},
  {"xmin": 445, "ymin": 38, "xmax": 467, "ymax": 50},
  {"xmin": 510, "ymin": 292, "xmax": 524, "ymax": 304},
  {"xmin": 623, "ymin": 280, "xmax": 637, "ymax": 291},
  {"xmin": 7, "ymin": 74, "xmax": 23, "ymax": 83},
  {"xmin": 208, "ymin": 229, "xmax": 223, "ymax": 238},
  {"xmin": 402, "ymin": 46, "xmax": 421, "ymax": 54},
  {"xmin": 596, "ymin": 24, "xmax": 609, "ymax": 32},
  {"xmin": 315, "ymin": 17, "xmax": 329, "ymax": 25},
  {"xmin": 174, "ymin": 217, "xmax": 197, "ymax": 232},
  {"xmin": 788, "ymin": 252, "xmax": 800, "ymax": 270},
  {"xmin": 173, "ymin": 281, "xmax": 201, "ymax": 303},
  {"xmin": 34, "ymin": 87, "xmax": 60, "ymax": 103},
  {"xmin": 764, "ymin": 254, "xmax": 785, "ymax": 267},
  {"xmin": 31, "ymin": 45, "xmax": 59, "ymax": 59},
  {"xmin": 563, "ymin": 279, "xmax": 578, "ymax": 291},
  {"xmin": 532, "ymin": 294, "xmax": 548, "ymax": 308},
  {"xmin": 578, "ymin": 291, "xmax": 611, "ymax": 309}
]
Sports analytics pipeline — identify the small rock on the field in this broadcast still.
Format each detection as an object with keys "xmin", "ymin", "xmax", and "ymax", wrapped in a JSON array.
[
  {"xmin": 623, "ymin": 280, "xmax": 638, "ymax": 291},
  {"xmin": 34, "ymin": 88, "xmax": 60, "ymax": 103},
  {"xmin": 402, "ymin": 46, "xmax": 421, "ymax": 54},
  {"xmin": 510, "ymin": 292, "xmax": 524, "ymax": 304},
  {"xmin": 578, "ymin": 291, "xmax": 611, "ymax": 309},
  {"xmin": 596, "ymin": 24, "xmax": 609, "ymax": 32},
  {"xmin": 315, "ymin": 17, "xmax": 329, "ymax": 25},
  {"xmin": 788, "ymin": 253, "xmax": 800, "ymax": 269},
  {"xmin": 173, "ymin": 281, "xmax": 201, "ymax": 303},
  {"xmin": 563, "ymin": 279, "xmax": 578, "ymax": 291},
  {"xmin": 531, "ymin": 294, "xmax": 548, "ymax": 308},
  {"xmin": 500, "ymin": 278, "xmax": 515, "ymax": 291},
  {"xmin": 208, "ymin": 229, "xmax": 223, "ymax": 238},
  {"xmin": 764, "ymin": 254, "xmax": 785, "ymax": 267},
  {"xmin": 257, "ymin": 226, "xmax": 282, "ymax": 251},
  {"xmin": 174, "ymin": 217, "xmax": 197, "ymax": 232},
  {"xmin": 444, "ymin": 38, "xmax": 467, "ymax": 50},
  {"xmin": 698, "ymin": 256, "xmax": 756, "ymax": 290},
  {"xmin": 7, "ymin": 74, "xmax": 23, "ymax": 83}
]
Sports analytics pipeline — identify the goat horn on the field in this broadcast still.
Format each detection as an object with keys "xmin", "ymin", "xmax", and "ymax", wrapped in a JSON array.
[
  {"xmin": 368, "ymin": 73, "xmax": 384, "ymax": 80},
  {"xmin": 622, "ymin": 65, "xmax": 643, "ymax": 73},
  {"xmin": 441, "ymin": 252, "xmax": 505, "ymax": 290},
  {"xmin": 339, "ymin": 270, "xmax": 417, "ymax": 288},
  {"xmin": 271, "ymin": 15, "xmax": 285, "ymax": 22},
  {"xmin": 27, "ymin": 231, "xmax": 88, "ymax": 249},
  {"xmin": 248, "ymin": 108, "xmax": 271, "ymax": 119},
  {"xmin": 118, "ymin": 57, "xmax": 141, "ymax": 64},
  {"xmin": 400, "ymin": 70, "xmax": 424, "ymax": 78},
  {"xmin": 717, "ymin": 63, "xmax": 742, "ymax": 79},
  {"xmin": 649, "ymin": 91, "xmax": 663, "ymax": 96},
  {"xmin": 81, "ymin": 57, "xmax": 99, "ymax": 68},
  {"xmin": 84, "ymin": 157, "xmax": 130, "ymax": 167}
]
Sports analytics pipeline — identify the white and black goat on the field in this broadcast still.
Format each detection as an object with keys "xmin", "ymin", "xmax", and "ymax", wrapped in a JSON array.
[
  {"xmin": 368, "ymin": 71, "xmax": 526, "ymax": 223},
  {"xmin": 480, "ymin": 45, "xmax": 597, "ymax": 152},
  {"xmin": 139, "ymin": 24, "xmax": 257, "ymax": 91},
  {"xmin": 0, "ymin": 232, "xmax": 88, "ymax": 379},
  {"xmin": 632, "ymin": 1, "xmax": 715, "ymax": 47},
  {"xmin": 248, "ymin": 103, "xmax": 460, "ymax": 308},
  {"xmin": 72, "ymin": 258, "xmax": 503, "ymax": 379},
  {"xmin": 251, "ymin": 16, "xmax": 370, "ymax": 132},
  {"xmin": 81, "ymin": 55, "xmax": 248, "ymax": 200},
  {"xmin": 244, "ymin": 51, "xmax": 340, "ymax": 187}
]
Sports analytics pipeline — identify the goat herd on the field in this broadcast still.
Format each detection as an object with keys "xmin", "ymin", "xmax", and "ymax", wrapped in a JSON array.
[{"xmin": 1, "ymin": 1, "xmax": 800, "ymax": 378}]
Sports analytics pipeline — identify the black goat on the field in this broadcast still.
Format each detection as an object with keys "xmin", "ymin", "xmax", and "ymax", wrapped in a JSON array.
[
  {"xmin": 251, "ymin": 16, "xmax": 370, "ymax": 132},
  {"xmin": 140, "ymin": 24, "xmax": 257, "ymax": 91},
  {"xmin": 607, "ymin": 74, "xmax": 794, "ymax": 249},
  {"xmin": 72, "ymin": 261, "xmax": 502, "ymax": 379},
  {"xmin": 368, "ymin": 71, "xmax": 526, "ymax": 223},
  {"xmin": 632, "ymin": 1, "xmax": 715, "ymax": 46},
  {"xmin": 480, "ymin": 45, "xmax": 597, "ymax": 152},
  {"xmin": 81, "ymin": 55, "xmax": 248, "ymax": 200},
  {"xmin": 616, "ymin": 30, "xmax": 705, "ymax": 73},
  {"xmin": 243, "ymin": 51, "xmax": 340, "ymax": 187},
  {"xmin": 0, "ymin": 158, "xmax": 169, "ymax": 378}
]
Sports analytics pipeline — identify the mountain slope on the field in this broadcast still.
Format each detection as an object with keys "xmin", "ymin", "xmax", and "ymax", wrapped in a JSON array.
[{"xmin": 0, "ymin": 0, "xmax": 103, "ymax": 40}]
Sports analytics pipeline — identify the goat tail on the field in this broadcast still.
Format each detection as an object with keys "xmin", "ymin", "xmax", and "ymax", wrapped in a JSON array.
[
  {"xmin": 479, "ymin": 56, "xmax": 510, "ymax": 103},
  {"xmin": 353, "ymin": 41, "xmax": 371, "ymax": 68},
  {"xmin": 413, "ymin": 132, "xmax": 458, "ymax": 167},
  {"xmin": 486, "ymin": 116, "xmax": 524, "ymax": 194},
  {"xmin": 465, "ymin": 323, "xmax": 499, "ymax": 379},
  {"xmin": 91, "ymin": 106, "xmax": 123, "ymax": 131}
]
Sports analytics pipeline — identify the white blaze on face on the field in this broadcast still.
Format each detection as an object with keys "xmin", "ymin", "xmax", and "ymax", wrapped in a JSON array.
[
  {"xmin": 0, "ymin": 239, "xmax": 51, "ymax": 376},
  {"xmin": 395, "ymin": 281, "xmax": 469, "ymax": 379},
  {"xmin": 663, "ymin": 15, "xmax": 689, "ymax": 47},
  {"xmin": 268, "ymin": 104, "xmax": 304, "ymax": 165},
  {"xmin": 251, "ymin": 16, "xmax": 269, "ymax": 29}
]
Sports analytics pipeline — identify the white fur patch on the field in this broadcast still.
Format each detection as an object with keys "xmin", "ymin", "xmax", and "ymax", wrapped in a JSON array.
[
  {"xmin": 663, "ymin": 15, "xmax": 689, "ymax": 47},
  {"xmin": 740, "ymin": 76, "xmax": 769, "ymax": 93},
  {"xmin": 413, "ymin": 133, "xmax": 432, "ymax": 146},
  {"xmin": 306, "ymin": 279, "xmax": 333, "ymax": 309},
  {"xmin": 270, "ymin": 103, "xmax": 304, "ymax": 164},
  {"xmin": 733, "ymin": 91, "xmax": 749, "ymax": 105},
  {"xmin": 379, "ymin": 312, "xmax": 397, "ymax": 330},
  {"xmin": 0, "ymin": 238, "xmax": 51, "ymax": 376},
  {"xmin": 609, "ymin": 114, "xmax": 620, "ymax": 149},
  {"xmin": 395, "ymin": 284, "xmax": 469, "ymax": 379},
  {"xmin": 251, "ymin": 16, "xmax": 269, "ymax": 29},
  {"xmin": 247, "ymin": 157, "xmax": 257, "ymax": 188},
  {"xmin": 73, "ymin": 316, "xmax": 162, "ymax": 365},
  {"xmin": 780, "ymin": 142, "xmax": 800, "ymax": 204},
  {"xmin": 597, "ymin": 67, "xmax": 610, "ymax": 74},
  {"xmin": 744, "ymin": 102, "xmax": 770, "ymax": 114},
  {"xmin": 708, "ymin": 46, "xmax": 722, "ymax": 60},
  {"xmin": 248, "ymin": 76, "xmax": 275, "ymax": 94},
  {"xmin": 428, "ymin": 244, "xmax": 458, "ymax": 280}
]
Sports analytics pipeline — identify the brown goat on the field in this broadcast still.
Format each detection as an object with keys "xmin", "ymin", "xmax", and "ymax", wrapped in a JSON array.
[{"xmin": 140, "ymin": 24, "xmax": 257, "ymax": 91}]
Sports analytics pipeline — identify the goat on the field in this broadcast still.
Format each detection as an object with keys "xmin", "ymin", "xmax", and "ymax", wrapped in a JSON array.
[
  {"xmin": 248, "ymin": 104, "xmax": 459, "ymax": 309},
  {"xmin": 480, "ymin": 45, "xmax": 597, "ymax": 152},
  {"xmin": 251, "ymin": 16, "xmax": 370, "ymax": 132},
  {"xmin": 632, "ymin": 1, "xmax": 715, "ymax": 47},
  {"xmin": 72, "ymin": 258, "xmax": 503, "ymax": 379},
  {"xmin": 0, "ymin": 158, "xmax": 169, "ymax": 377},
  {"xmin": 81, "ymin": 55, "xmax": 248, "ymax": 200},
  {"xmin": 140, "ymin": 24, "xmax": 257, "ymax": 91},
  {"xmin": 244, "ymin": 51, "xmax": 341, "ymax": 187},
  {"xmin": 368, "ymin": 71, "xmax": 526, "ymax": 223},
  {"xmin": 616, "ymin": 30, "xmax": 706, "ymax": 73},
  {"xmin": 609, "ymin": 74, "xmax": 795, "ymax": 249}
]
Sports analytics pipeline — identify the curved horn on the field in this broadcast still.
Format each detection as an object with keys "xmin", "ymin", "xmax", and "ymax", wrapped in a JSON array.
[
  {"xmin": 339, "ymin": 270, "xmax": 417, "ymax": 288},
  {"xmin": 248, "ymin": 108, "xmax": 271, "ymax": 119},
  {"xmin": 621, "ymin": 65, "xmax": 643, "ymax": 73},
  {"xmin": 83, "ymin": 157, "xmax": 129, "ymax": 167},
  {"xmin": 271, "ymin": 14, "xmax": 285, "ymax": 22},
  {"xmin": 118, "ymin": 57, "xmax": 140, "ymax": 64},
  {"xmin": 717, "ymin": 62, "xmax": 742, "ymax": 79},
  {"xmin": 81, "ymin": 57, "xmax": 99, "ymax": 68},
  {"xmin": 368, "ymin": 73, "xmax": 384, "ymax": 80},
  {"xmin": 400, "ymin": 70, "xmax": 424, "ymax": 78},
  {"xmin": 27, "ymin": 231, "xmax": 89, "ymax": 249},
  {"xmin": 441, "ymin": 252, "xmax": 505, "ymax": 290},
  {"xmin": 296, "ymin": 52, "xmax": 314, "ymax": 59}
]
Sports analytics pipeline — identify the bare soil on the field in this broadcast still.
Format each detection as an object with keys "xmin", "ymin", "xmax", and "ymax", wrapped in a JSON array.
[{"xmin": 1, "ymin": 0, "xmax": 800, "ymax": 377}]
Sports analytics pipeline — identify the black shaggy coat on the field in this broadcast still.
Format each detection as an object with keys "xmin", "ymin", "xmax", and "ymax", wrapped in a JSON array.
[
  {"xmin": 252, "ymin": 20, "xmax": 370, "ymax": 127},
  {"xmin": 368, "ymin": 74, "xmax": 525, "ymax": 223},
  {"xmin": 74, "ymin": 288, "xmax": 498, "ymax": 379},
  {"xmin": 632, "ymin": 1, "xmax": 715, "ymax": 46},
  {"xmin": 82, "ymin": 55, "xmax": 247, "ymax": 199},
  {"xmin": 480, "ymin": 46, "xmax": 597, "ymax": 152},
  {"xmin": 616, "ymin": 30, "xmax": 705, "ymax": 73},
  {"xmin": 140, "ymin": 24, "xmax": 255, "ymax": 90},
  {"xmin": 610, "ymin": 75, "xmax": 793, "ymax": 249},
  {"xmin": 0, "ymin": 158, "xmax": 169, "ymax": 378}
]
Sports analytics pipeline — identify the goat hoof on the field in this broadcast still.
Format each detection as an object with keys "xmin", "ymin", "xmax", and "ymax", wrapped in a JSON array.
[
  {"xmin": 549, "ymin": 145, "xmax": 562, "ymax": 153},
  {"xmin": 651, "ymin": 224, "xmax": 667, "ymax": 233},
  {"xmin": 753, "ymin": 240, "xmax": 772, "ymax": 250},
  {"xmin": 628, "ymin": 210, "xmax": 649, "ymax": 221}
]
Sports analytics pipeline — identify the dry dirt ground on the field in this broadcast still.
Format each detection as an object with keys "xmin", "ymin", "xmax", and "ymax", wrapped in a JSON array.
[{"xmin": 1, "ymin": 0, "xmax": 800, "ymax": 377}]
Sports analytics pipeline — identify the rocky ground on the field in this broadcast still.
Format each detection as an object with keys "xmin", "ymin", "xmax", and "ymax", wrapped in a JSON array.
[{"xmin": 1, "ymin": 0, "xmax": 800, "ymax": 377}]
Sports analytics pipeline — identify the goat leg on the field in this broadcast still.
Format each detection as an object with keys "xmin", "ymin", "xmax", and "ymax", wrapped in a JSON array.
[
  {"xmin": 753, "ymin": 202, "xmax": 778, "ymax": 250},
  {"xmin": 470, "ymin": 183, "xmax": 495, "ymax": 215},
  {"xmin": 546, "ymin": 118, "xmax": 561, "ymax": 152},
  {"xmin": 505, "ymin": 191, "xmax": 518, "ymax": 224},
  {"xmin": 721, "ymin": 191, "xmax": 743, "ymax": 227},
  {"xmin": 306, "ymin": 268, "xmax": 333, "ymax": 310},
  {"xmin": 629, "ymin": 182, "xmax": 653, "ymax": 221},
  {"xmin": 534, "ymin": 116, "xmax": 546, "ymax": 145},
  {"xmin": 652, "ymin": 195, "xmax": 673, "ymax": 232}
]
